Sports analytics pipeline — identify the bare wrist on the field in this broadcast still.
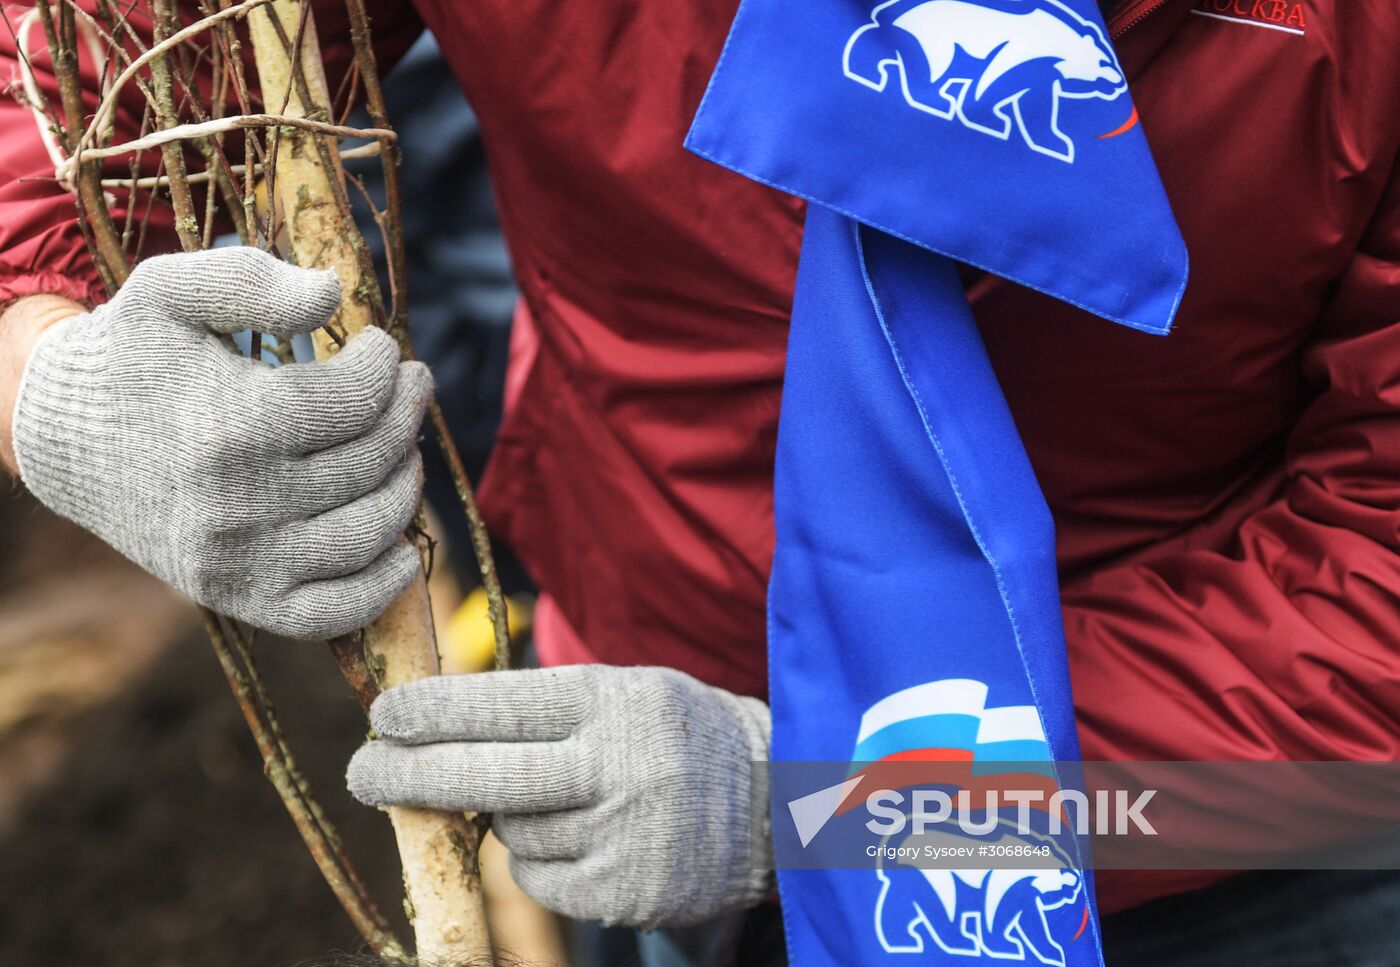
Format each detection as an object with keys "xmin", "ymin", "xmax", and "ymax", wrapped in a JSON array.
[{"xmin": 1, "ymin": 294, "xmax": 87, "ymax": 474}]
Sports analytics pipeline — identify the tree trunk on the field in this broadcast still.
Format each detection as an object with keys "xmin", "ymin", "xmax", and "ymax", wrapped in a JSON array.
[{"xmin": 247, "ymin": 4, "xmax": 492, "ymax": 962}]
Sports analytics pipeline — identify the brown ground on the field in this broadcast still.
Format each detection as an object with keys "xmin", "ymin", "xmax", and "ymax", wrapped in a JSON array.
[{"xmin": 0, "ymin": 483, "xmax": 412, "ymax": 966}]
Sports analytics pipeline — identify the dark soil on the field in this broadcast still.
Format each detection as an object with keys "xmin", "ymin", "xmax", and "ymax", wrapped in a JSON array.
[{"xmin": 0, "ymin": 490, "xmax": 411, "ymax": 967}]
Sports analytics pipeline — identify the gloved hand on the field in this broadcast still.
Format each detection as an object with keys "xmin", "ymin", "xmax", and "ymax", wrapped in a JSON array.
[
  {"xmin": 11, "ymin": 247, "xmax": 432, "ymax": 638},
  {"xmin": 347, "ymin": 665, "xmax": 775, "ymax": 928}
]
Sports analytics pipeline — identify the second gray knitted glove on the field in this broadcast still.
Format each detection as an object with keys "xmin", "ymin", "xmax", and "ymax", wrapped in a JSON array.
[
  {"xmin": 11, "ymin": 247, "xmax": 432, "ymax": 638},
  {"xmin": 347, "ymin": 665, "xmax": 775, "ymax": 929}
]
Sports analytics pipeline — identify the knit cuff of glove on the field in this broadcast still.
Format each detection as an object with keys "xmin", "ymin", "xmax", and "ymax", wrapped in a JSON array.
[
  {"xmin": 11, "ymin": 313, "xmax": 86, "ymax": 492},
  {"xmin": 720, "ymin": 689, "xmax": 779, "ymax": 907}
]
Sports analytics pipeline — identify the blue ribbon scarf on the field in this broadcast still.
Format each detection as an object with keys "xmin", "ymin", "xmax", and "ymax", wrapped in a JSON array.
[{"xmin": 686, "ymin": 1, "xmax": 1186, "ymax": 964}]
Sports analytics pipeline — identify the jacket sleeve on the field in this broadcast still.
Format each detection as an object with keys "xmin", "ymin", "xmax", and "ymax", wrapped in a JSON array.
[
  {"xmin": 0, "ymin": 0, "xmax": 127, "ymax": 306},
  {"xmin": 1068, "ymin": 163, "xmax": 1400, "ymax": 910},
  {"xmin": 1065, "ymin": 161, "xmax": 1400, "ymax": 766},
  {"xmin": 0, "ymin": 0, "xmax": 422, "ymax": 306}
]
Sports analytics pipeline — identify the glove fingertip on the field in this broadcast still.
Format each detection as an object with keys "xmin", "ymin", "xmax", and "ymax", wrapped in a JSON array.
[
  {"xmin": 305, "ymin": 267, "xmax": 343, "ymax": 315},
  {"xmin": 370, "ymin": 671, "xmax": 468, "ymax": 741},
  {"xmin": 274, "ymin": 266, "xmax": 342, "ymax": 336},
  {"xmin": 346, "ymin": 324, "xmax": 395, "ymax": 356},
  {"xmin": 368, "ymin": 681, "xmax": 425, "ymax": 740},
  {"xmin": 385, "ymin": 540, "xmax": 424, "ymax": 592},
  {"xmin": 345, "ymin": 743, "xmax": 394, "ymax": 807},
  {"xmin": 399, "ymin": 359, "xmax": 436, "ymax": 406}
]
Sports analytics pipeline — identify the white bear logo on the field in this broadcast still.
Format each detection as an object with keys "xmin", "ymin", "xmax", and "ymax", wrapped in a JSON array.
[
  {"xmin": 843, "ymin": 0, "xmax": 1128, "ymax": 162},
  {"xmin": 874, "ymin": 843, "xmax": 1083, "ymax": 964}
]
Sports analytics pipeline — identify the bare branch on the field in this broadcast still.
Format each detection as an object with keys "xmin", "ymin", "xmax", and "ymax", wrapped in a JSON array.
[
  {"xmin": 37, "ymin": 0, "xmax": 127, "ymax": 290},
  {"xmin": 80, "ymin": 0, "xmax": 276, "ymax": 153},
  {"xmin": 200, "ymin": 609, "xmax": 408, "ymax": 960},
  {"xmin": 341, "ymin": 0, "xmax": 513, "ymax": 670},
  {"xmin": 149, "ymin": 0, "xmax": 201, "ymax": 250},
  {"xmin": 96, "ymin": 142, "xmax": 380, "ymax": 189},
  {"xmin": 55, "ymin": 114, "xmax": 395, "ymax": 178}
]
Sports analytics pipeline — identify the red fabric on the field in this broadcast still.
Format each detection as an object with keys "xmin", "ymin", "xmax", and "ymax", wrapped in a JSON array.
[
  {"xmin": 414, "ymin": 0, "xmax": 805, "ymax": 692},
  {"xmin": 532, "ymin": 593, "xmax": 591, "ymax": 670},
  {"xmin": 4, "ymin": 0, "xmax": 1400, "ymax": 911}
]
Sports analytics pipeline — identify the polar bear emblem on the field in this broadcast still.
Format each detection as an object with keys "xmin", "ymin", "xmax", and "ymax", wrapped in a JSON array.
[
  {"xmin": 875, "ymin": 862, "xmax": 1084, "ymax": 965},
  {"xmin": 843, "ymin": 0, "xmax": 1127, "ymax": 162}
]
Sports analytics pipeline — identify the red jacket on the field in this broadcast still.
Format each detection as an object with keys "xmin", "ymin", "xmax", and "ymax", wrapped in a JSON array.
[{"xmin": 3, "ymin": 0, "xmax": 1398, "ymax": 911}]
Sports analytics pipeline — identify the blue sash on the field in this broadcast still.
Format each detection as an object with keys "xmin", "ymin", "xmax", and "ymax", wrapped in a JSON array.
[{"xmin": 687, "ymin": 2, "xmax": 1186, "ymax": 964}]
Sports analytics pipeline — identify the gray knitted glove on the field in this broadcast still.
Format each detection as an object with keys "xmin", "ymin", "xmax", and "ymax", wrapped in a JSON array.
[
  {"xmin": 11, "ymin": 247, "xmax": 432, "ymax": 639},
  {"xmin": 347, "ymin": 665, "xmax": 775, "ymax": 928}
]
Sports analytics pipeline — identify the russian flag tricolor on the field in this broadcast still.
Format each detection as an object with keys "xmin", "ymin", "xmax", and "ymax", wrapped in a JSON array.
[
  {"xmin": 854, "ymin": 679, "xmax": 1051, "ymax": 765},
  {"xmin": 687, "ymin": 0, "xmax": 1186, "ymax": 964}
]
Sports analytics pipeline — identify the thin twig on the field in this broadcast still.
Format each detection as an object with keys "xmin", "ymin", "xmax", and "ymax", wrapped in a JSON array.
[
  {"xmin": 223, "ymin": 624, "xmax": 386, "ymax": 918},
  {"xmin": 95, "ymin": 142, "xmax": 379, "ymax": 189},
  {"xmin": 132, "ymin": 153, "xmax": 163, "ymax": 262},
  {"xmin": 32, "ymin": 0, "xmax": 126, "ymax": 290},
  {"xmin": 118, "ymin": 105, "xmax": 149, "ymax": 250},
  {"xmin": 200, "ymin": 608, "xmax": 408, "ymax": 960},
  {"xmin": 149, "ymin": 0, "xmax": 200, "ymax": 250},
  {"xmin": 140, "ymin": 1, "xmax": 251, "ymax": 245},
  {"xmin": 55, "ymin": 114, "xmax": 395, "ymax": 177},
  {"xmin": 201, "ymin": 25, "xmax": 250, "ymax": 243},
  {"xmin": 426, "ymin": 397, "xmax": 512, "ymax": 672},
  {"xmin": 202, "ymin": 0, "xmax": 263, "ymax": 239},
  {"xmin": 328, "ymin": 631, "xmax": 382, "ymax": 713},
  {"xmin": 0, "ymin": 5, "xmax": 59, "ymax": 160},
  {"xmin": 261, "ymin": 1, "xmax": 385, "ymax": 329},
  {"xmin": 333, "ymin": 57, "xmax": 360, "ymax": 126},
  {"xmin": 340, "ymin": 0, "xmax": 401, "ymax": 333},
  {"xmin": 342, "ymin": 0, "xmax": 512, "ymax": 669},
  {"xmin": 260, "ymin": 0, "xmax": 310, "ymax": 253},
  {"xmin": 80, "ymin": 0, "xmax": 275, "ymax": 152}
]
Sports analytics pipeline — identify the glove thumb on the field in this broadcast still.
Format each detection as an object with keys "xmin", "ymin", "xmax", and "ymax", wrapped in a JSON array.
[{"xmin": 119, "ymin": 246, "xmax": 343, "ymax": 339}]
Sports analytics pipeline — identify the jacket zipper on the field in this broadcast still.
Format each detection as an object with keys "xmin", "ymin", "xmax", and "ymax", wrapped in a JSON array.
[{"xmin": 1109, "ymin": 0, "xmax": 1174, "ymax": 38}]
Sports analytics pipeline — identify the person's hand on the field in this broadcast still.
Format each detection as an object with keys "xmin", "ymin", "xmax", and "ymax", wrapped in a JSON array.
[
  {"xmin": 347, "ymin": 665, "xmax": 775, "ymax": 928},
  {"xmin": 10, "ymin": 247, "xmax": 432, "ymax": 638},
  {"xmin": 1, "ymin": 293, "xmax": 85, "ymax": 471}
]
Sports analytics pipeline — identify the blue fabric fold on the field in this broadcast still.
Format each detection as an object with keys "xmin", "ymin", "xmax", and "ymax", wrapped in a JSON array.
[{"xmin": 687, "ymin": 1, "xmax": 1187, "ymax": 964}]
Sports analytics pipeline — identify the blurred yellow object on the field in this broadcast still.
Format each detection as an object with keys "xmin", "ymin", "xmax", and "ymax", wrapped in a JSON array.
[{"xmin": 441, "ymin": 587, "xmax": 533, "ymax": 673}]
